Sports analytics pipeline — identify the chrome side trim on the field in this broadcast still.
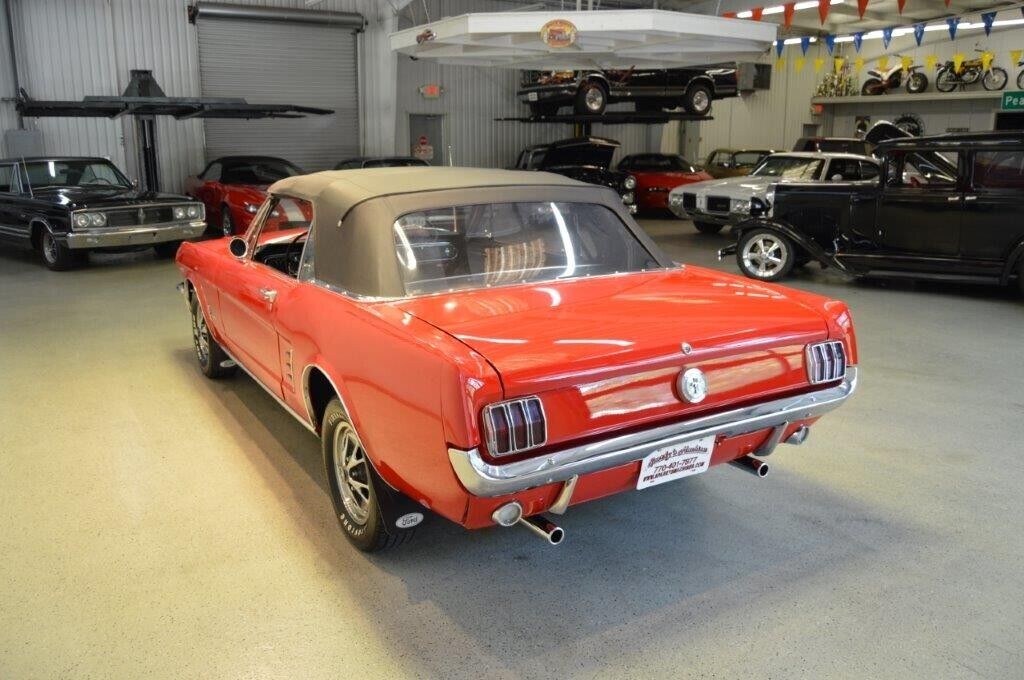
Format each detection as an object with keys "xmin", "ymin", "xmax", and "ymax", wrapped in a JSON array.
[
  {"xmin": 221, "ymin": 346, "xmax": 317, "ymax": 435},
  {"xmin": 448, "ymin": 367, "xmax": 858, "ymax": 497}
]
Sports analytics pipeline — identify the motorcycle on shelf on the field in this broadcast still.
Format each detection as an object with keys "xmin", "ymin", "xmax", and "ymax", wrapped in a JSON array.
[
  {"xmin": 861, "ymin": 55, "xmax": 929, "ymax": 95},
  {"xmin": 936, "ymin": 48, "xmax": 1008, "ymax": 92},
  {"xmin": 1017, "ymin": 57, "xmax": 1024, "ymax": 90}
]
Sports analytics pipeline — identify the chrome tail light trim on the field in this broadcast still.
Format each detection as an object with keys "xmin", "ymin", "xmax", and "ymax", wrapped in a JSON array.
[{"xmin": 805, "ymin": 340, "xmax": 847, "ymax": 385}]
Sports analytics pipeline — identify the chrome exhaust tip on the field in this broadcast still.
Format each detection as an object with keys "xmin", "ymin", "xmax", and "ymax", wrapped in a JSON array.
[
  {"xmin": 786, "ymin": 426, "xmax": 810, "ymax": 445},
  {"xmin": 491, "ymin": 501, "xmax": 523, "ymax": 527},
  {"xmin": 518, "ymin": 514, "xmax": 565, "ymax": 545},
  {"xmin": 729, "ymin": 454, "xmax": 769, "ymax": 477}
]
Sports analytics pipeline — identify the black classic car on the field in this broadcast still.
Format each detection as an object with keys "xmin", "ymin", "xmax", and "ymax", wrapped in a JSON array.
[
  {"xmin": 0, "ymin": 156, "xmax": 205, "ymax": 270},
  {"xmin": 514, "ymin": 136, "xmax": 637, "ymax": 213},
  {"xmin": 518, "ymin": 64, "xmax": 738, "ymax": 117},
  {"xmin": 334, "ymin": 156, "xmax": 429, "ymax": 169},
  {"xmin": 720, "ymin": 131, "xmax": 1024, "ymax": 293}
]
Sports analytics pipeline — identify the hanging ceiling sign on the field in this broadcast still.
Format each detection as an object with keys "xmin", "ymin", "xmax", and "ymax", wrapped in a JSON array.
[{"xmin": 389, "ymin": 10, "xmax": 777, "ymax": 69}]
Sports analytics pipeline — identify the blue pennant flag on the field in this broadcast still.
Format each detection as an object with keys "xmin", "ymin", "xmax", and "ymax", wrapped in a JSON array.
[
  {"xmin": 981, "ymin": 11, "xmax": 997, "ymax": 36},
  {"xmin": 800, "ymin": 36, "xmax": 811, "ymax": 55},
  {"xmin": 853, "ymin": 32, "xmax": 864, "ymax": 52},
  {"xmin": 947, "ymin": 17, "xmax": 960, "ymax": 41},
  {"xmin": 775, "ymin": 39, "xmax": 784, "ymax": 57},
  {"xmin": 913, "ymin": 23, "xmax": 925, "ymax": 46},
  {"xmin": 825, "ymin": 34, "xmax": 836, "ymax": 54},
  {"xmin": 882, "ymin": 26, "xmax": 893, "ymax": 49}
]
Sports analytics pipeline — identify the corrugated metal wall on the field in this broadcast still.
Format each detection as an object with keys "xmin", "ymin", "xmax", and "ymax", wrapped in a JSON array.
[
  {"xmin": 0, "ymin": 5, "xmax": 20, "ymax": 137},
  {"xmin": 396, "ymin": 0, "xmax": 652, "ymax": 169}
]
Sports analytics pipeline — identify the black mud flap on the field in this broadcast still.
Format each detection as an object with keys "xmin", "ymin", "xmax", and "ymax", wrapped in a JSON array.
[{"xmin": 369, "ymin": 468, "xmax": 428, "ymax": 532}]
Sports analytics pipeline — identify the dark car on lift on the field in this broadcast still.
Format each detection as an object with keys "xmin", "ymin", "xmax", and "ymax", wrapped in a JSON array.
[
  {"xmin": 719, "ymin": 131, "xmax": 1024, "ymax": 293},
  {"xmin": 514, "ymin": 136, "xmax": 637, "ymax": 213},
  {"xmin": 335, "ymin": 156, "xmax": 429, "ymax": 169},
  {"xmin": 517, "ymin": 64, "xmax": 738, "ymax": 117},
  {"xmin": 0, "ymin": 156, "xmax": 205, "ymax": 270}
]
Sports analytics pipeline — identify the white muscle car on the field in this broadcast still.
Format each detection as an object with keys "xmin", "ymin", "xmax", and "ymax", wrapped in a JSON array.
[{"xmin": 668, "ymin": 152, "xmax": 881, "ymax": 234}]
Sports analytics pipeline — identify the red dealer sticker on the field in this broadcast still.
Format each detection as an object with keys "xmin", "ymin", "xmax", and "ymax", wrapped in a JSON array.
[{"xmin": 636, "ymin": 436, "xmax": 715, "ymax": 490}]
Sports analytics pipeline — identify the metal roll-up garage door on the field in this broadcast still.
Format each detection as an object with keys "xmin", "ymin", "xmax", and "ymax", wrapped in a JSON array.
[{"xmin": 196, "ymin": 15, "xmax": 359, "ymax": 171}]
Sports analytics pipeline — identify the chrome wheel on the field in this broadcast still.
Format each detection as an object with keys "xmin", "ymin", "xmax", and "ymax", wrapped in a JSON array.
[
  {"xmin": 221, "ymin": 208, "xmax": 233, "ymax": 237},
  {"xmin": 983, "ymin": 67, "xmax": 1008, "ymax": 91},
  {"xmin": 584, "ymin": 86, "xmax": 605, "ymax": 112},
  {"xmin": 691, "ymin": 89, "xmax": 710, "ymax": 112},
  {"xmin": 333, "ymin": 423, "xmax": 372, "ymax": 526},
  {"xmin": 191, "ymin": 302, "xmax": 210, "ymax": 366},
  {"xmin": 741, "ymin": 234, "xmax": 789, "ymax": 278},
  {"xmin": 41, "ymin": 231, "xmax": 57, "ymax": 264}
]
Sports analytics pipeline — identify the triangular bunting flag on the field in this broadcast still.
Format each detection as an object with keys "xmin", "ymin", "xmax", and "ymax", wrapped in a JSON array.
[
  {"xmin": 913, "ymin": 23, "xmax": 925, "ymax": 46},
  {"xmin": 825, "ymin": 35, "xmax": 836, "ymax": 54},
  {"xmin": 776, "ymin": 57, "xmax": 787, "ymax": 70},
  {"xmin": 834, "ymin": 57, "xmax": 846, "ymax": 72},
  {"xmin": 953, "ymin": 53, "xmax": 965, "ymax": 72},
  {"xmin": 783, "ymin": 3, "xmax": 796, "ymax": 28},
  {"xmin": 882, "ymin": 26, "xmax": 893, "ymax": 49},
  {"xmin": 947, "ymin": 17, "xmax": 960, "ymax": 40},
  {"xmin": 1011, "ymin": 49, "xmax": 1023, "ymax": 66},
  {"xmin": 878, "ymin": 56, "xmax": 889, "ymax": 71},
  {"xmin": 981, "ymin": 12, "xmax": 996, "ymax": 36},
  {"xmin": 901, "ymin": 55, "xmax": 913, "ymax": 72},
  {"xmin": 857, "ymin": 0, "xmax": 869, "ymax": 19},
  {"xmin": 813, "ymin": 57, "xmax": 825, "ymax": 73},
  {"xmin": 818, "ymin": 0, "xmax": 830, "ymax": 24},
  {"xmin": 854, "ymin": 57, "xmax": 865, "ymax": 73},
  {"xmin": 981, "ymin": 52, "xmax": 994, "ymax": 70},
  {"xmin": 925, "ymin": 54, "xmax": 938, "ymax": 71},
  {"xmin": 775, "ymin": 39, "xmax": 785, "ymax": 58},
  {"xmin": 897, "ymin": 0, "xmax": 907, "ymax": 14},
  {"xmin": 751, "ymin": 7, "xmax": 764, "ymax": 21},
  {"xmin": 853, "ymin": 32, "xmax": 864, "ymax": 53},
  {"xmin": 800, "ymin": 36, "xmax": 811, "ymax": 55},
  {"xmin": 795, "ymin": 56, "xmax": 807, "ymax": 73}
]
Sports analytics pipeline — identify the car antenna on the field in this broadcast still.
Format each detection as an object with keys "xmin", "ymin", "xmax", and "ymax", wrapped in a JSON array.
[{"xmin": 20, "ymin": 157, "xmax": 33, "ymax": 198}]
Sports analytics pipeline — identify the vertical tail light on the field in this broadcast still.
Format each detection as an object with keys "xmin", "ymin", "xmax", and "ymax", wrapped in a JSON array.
[
  {"xmin": 805, "ymin": 340, "xmax": 847, "ymax": 384},
  {"xmin": 482, "ymin": 396, "xmax": 547, "ymax": 457}
]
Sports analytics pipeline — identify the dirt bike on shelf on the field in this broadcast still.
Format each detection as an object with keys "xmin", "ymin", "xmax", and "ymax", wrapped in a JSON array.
[
  {"xmin": 861, "ymin": 55, "xmax": 929, "ymax": 95},
  {"xmin": 936, "ymin": 47, "xmax": 1008, "ymax": 92},
  {"xmin": 1017, "ymin": 58, "xmax": 1024, "ymax": 90}
]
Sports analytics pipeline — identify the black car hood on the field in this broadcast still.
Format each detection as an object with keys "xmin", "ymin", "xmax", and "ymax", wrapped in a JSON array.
[
  {"xmin": 546, "ymin": 165, "xmax": 629, "ymax": 190},
  {"xmin": 32, "ymin": 186, "xmax": 192, "ymax": 210},
  {"xmin": 541, "ymin": 143, "xmax": 616, "ymax": 170}
]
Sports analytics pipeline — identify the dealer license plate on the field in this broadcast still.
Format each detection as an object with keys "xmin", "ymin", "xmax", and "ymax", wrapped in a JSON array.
[
  {"xmin": 527, "ymin": 92, "xmax": 539, "ymax": 101},
  {"xmin": 636, "ymin": 436, "xmax": 715, "ymax": 490}
]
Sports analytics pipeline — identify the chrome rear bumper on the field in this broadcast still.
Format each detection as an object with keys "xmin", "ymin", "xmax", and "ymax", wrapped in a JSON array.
[{"xmin": 448, "ymin": 367, "xmax": 857, "ymax": 497}]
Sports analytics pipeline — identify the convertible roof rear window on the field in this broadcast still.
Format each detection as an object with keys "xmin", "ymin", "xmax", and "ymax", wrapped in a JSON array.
[{"xmin": 392, "ymin": 201, "xmax": 659, "ymax": 296}]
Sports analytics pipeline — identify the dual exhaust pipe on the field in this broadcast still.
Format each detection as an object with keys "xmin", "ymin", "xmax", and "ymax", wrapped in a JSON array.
[{"xmin": 492, "ymin": 502, "xmax": 565, "ymax": 545}]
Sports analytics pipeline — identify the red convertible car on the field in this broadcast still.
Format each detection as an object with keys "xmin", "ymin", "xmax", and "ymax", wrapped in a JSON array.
[
  {"xmin": 617, "ymin": 153, "xmax": 713, "ymax": 212},
  {"xmin": 176, "ymin": 168, "xmax": 858, "ymax": 552},
  {"xmin": 184, "ymin": 156, "xmax": 306, "ymax": 236}
]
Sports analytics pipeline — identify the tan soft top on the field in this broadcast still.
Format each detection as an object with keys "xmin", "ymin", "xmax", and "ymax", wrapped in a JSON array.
[{"xmin": 269, "ymin": 166, "xmax": 586, "ymax": 215}]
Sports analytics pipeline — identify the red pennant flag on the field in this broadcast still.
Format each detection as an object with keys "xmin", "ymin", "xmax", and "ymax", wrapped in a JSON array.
[
  {"xmin": 783, "ymin": 3, "xmax": 796, "ymax": 27},
  {"xmin": 897, "ymin": 0, "xmax": 906, "ymax": 13},
  {"xmin": 723, "ymin": 10, "xmax": 737, "ymax": 18},
  {"xmin": 751, "ymin": 7, "xmax": 764, "ymax": 20},
  {"xmin": 818, "ymin": 0, "xmax": 830, "ymax": 24},
  {"xmin": 857, "ymin": 0, "xmax": 869, "ymax": 19}
]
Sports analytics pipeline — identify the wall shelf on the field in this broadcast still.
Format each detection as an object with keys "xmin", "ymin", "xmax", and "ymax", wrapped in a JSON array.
[{"xmin": 812, "ymin": 90, "xmax": 1003, "ymax": 106}]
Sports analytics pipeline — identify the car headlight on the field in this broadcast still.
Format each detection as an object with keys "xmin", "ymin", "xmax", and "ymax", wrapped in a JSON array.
[
  {"xmin": 623, "ymin": 175, "xmax": 637, "ymax": 190},
  {"xmin": 669, "ymin": 193, "xmax": 683, "ymax": 206},
  {"xmin": 173, "ymin": 206, "xmax": 187, "ymax": 220},
  {"xmin": 622, "ymin": 192, "xmax": 635, "ymax": 204},
  {"xmin": 244, "ymin": 202, "xmax": 259, "ymax": 214},
  {"xmin": 73, "ymin": 213, "xmax": 91, "ymax": 229},
  {"xmin": 187, "ymin": 204, "xmax": 202, "ymax": 219},
  {"xmin": 73, "ymin": 212, "xmax": 106, "ymax": 228},
  {"xmin": 732, "ymin": 199, "xmax": 751, "ymax": 214}
]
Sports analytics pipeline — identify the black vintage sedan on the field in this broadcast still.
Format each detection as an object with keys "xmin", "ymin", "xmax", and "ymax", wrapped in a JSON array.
[
  {"xmin": 0, "ymin": 156, "xmax": 206, "ymax": 270},
  {"xmin": 514, "ymin": 137, "xmax": 637, "ymax": 213},
  {"xmin": 518, "ymin": 64, "xmax": 738, "ymax": 117},
  {"xmin": 721, "ymin": 132, "xmax": 1024, "ymax": 293}
]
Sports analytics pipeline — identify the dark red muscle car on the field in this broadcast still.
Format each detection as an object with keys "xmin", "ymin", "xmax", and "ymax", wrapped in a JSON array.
[
  {"xmin": 184, "ymin": 156, "xmax": 306, "ymax": 236},
  {"xmin": 617, "ymin": 153, "xmax": 713, "ymax": 212},
  {"xmin": 176, "ymin": 167, "xmax": 858, "ymax": 553}
]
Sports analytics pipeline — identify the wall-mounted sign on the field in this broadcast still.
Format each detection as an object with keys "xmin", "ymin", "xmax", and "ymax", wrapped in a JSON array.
[
  {"xmin": 419, "ymin": 84, "xmax": 443, "ymax": 99},
  {"xmin": 540, "ymin": 19, "xmax": 577, "ymax": 48},
  {"xmin": 1001, "ymin": 91, "xmax": 1024, "ymax": 111}
]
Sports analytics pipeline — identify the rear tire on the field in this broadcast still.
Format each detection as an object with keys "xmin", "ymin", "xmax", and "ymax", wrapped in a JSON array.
[
  {"xmin": 682, "ymin": 83, "xmax": 713, "ymax": 115},
  {"xmin": 190, "ymin": 294, "xmax": 235, "ymax": 379},
  {"xmin": 1017, "ymin": 70, "xmax": 1024, "ymax": 91},
  {"xmin": 935, "ymin": 67, "xmax": 958, "ymax": 93},
  {"xmin": 39, "ymin": 228, "xmax": 84, "ymax": 271},
  {"xmin": 861, "ymin": 78, "xmax": 883, "ymax": 96},
  {"xmin": 574, "ymin": 80, "xmax": 607, "ymax": 115},
  {"xmin": 693, "ymin": 221, "xmax": 723, "ymax": 234},
  {"xmin": 322, "ymin": 399, "xmax": 418, "ymax": 552},
  {"xmin": 736, "ymin": 229, "xmax": 796, "ymax": 282}
]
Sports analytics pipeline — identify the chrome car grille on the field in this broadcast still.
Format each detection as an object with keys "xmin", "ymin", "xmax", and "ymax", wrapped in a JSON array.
[
  {"xmin": 681, "ymin": 193, "xmax": 697, "ymax": 210},
  {"xmin": 483, "ymin": 397, "xmax": 547, "ymax": 457},
  {"xmin": 805, "ymin": 340, "xmax": 847, "ymax": 384},
  {"xmin": 105, "ymin": 206, "xmax": 176, "ymax": 227},
  {"xmin": 706, "ymin": 196, "xmax": 731, "ymax": 212}
]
